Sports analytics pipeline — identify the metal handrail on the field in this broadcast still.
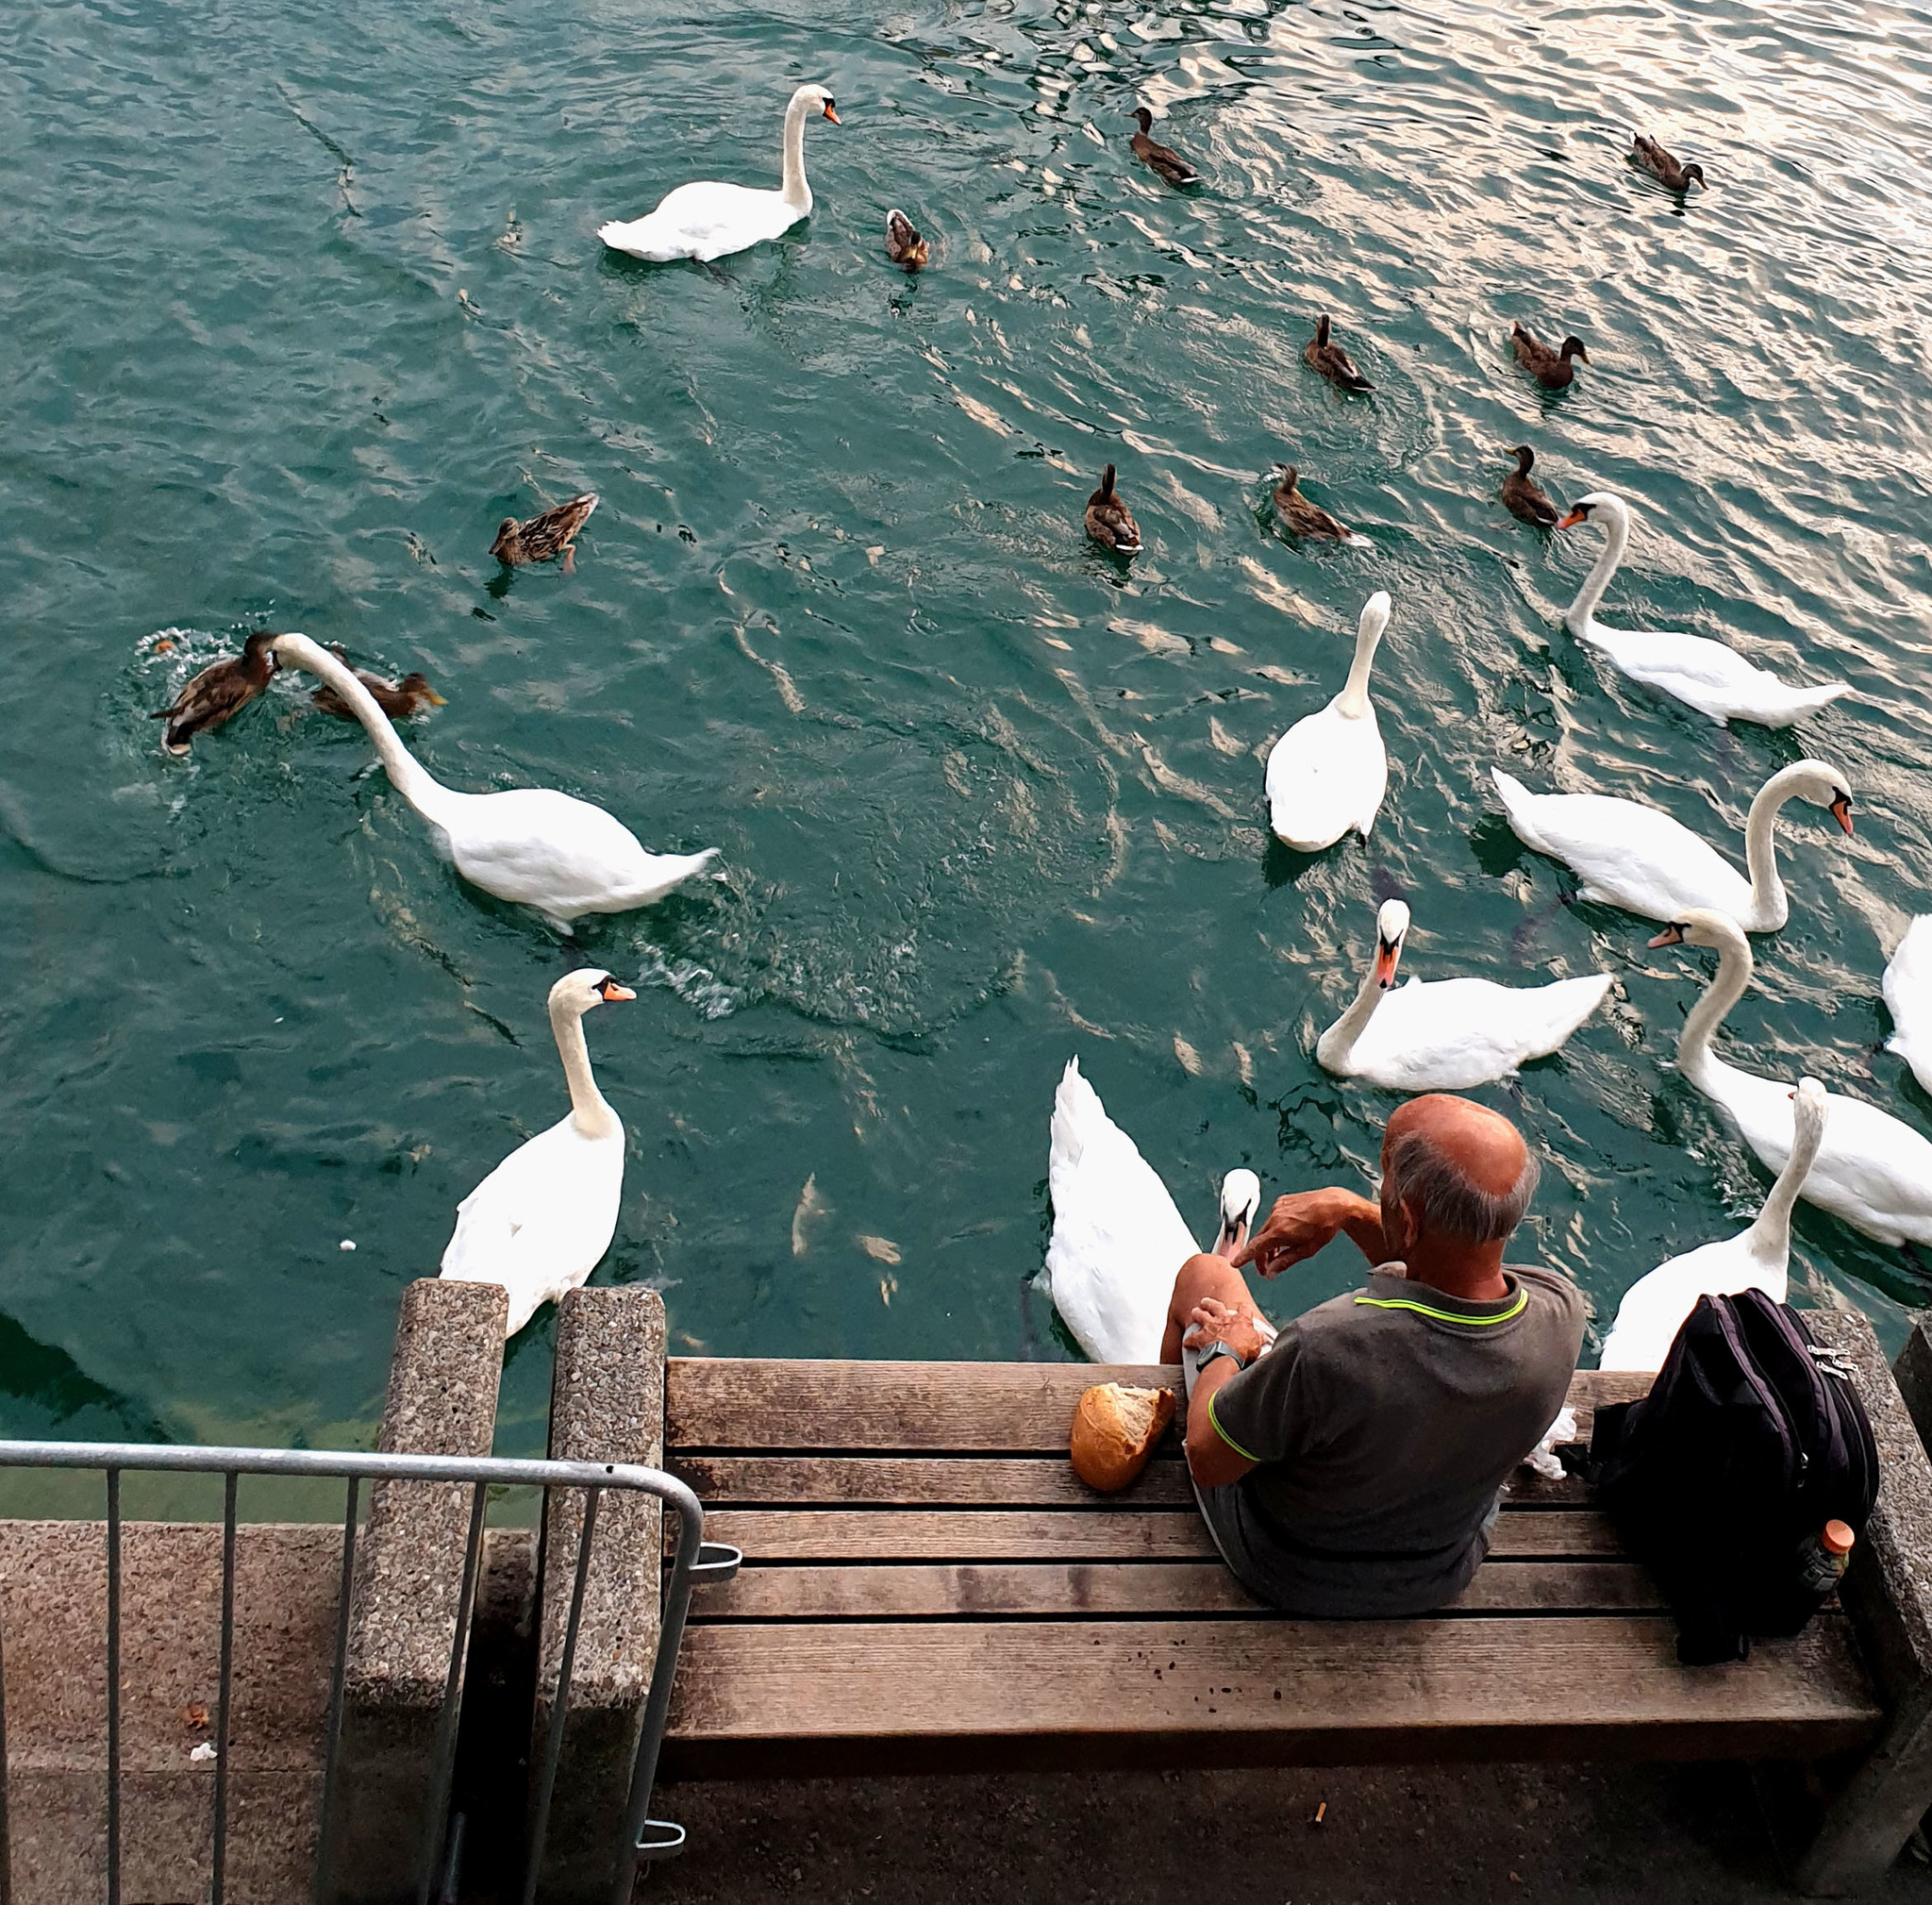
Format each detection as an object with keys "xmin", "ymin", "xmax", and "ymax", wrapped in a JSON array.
[{"xmin": 0, "ymin": 1438, "xmax": 727, "ymax": 1905}]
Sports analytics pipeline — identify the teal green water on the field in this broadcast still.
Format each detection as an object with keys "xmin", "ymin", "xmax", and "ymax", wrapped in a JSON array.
[{"xmin": 4, "ymin": 0, "xmax": 1931, "ymax": 1461}]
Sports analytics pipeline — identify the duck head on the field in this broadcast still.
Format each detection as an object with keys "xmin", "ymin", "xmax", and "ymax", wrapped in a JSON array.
[
  {"xmin": 1133, "ymin": 107, "xmax": 1154, "ymax": 133},
  {"xmin": 1509, "ymin": 445, "xmax": 1536, "ymax": 475},
  {"xmin": 1559, "ymin": 336, "xmax": 1591, "ymax": 364},
  {"xmin": 398, "ymin": 673, "xmax": 447, "ymax": 708}
]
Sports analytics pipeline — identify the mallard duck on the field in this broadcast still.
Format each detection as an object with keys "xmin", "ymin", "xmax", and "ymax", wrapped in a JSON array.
[
  {"xmin": 490, "ymin": 493, "xmax": 599, "ymax": 572},
  {"xmin": 1304, "ymin": 314, "xmax": 1374, "ymax": 393},
  {"xmin": 312, "ymin": 646, "xmax": 447, "ymax": 721},
  {"xmin": 149, "ymin": 632, "xmax": 277, "ymax": 756},
  {"xmin": 1501, "ymin": 445, "xmax": 1560, "ymax": 526},
  {"xmin": 1271, "ymin": 465, "xmax": 1350, "ymax": 540},
  {"xmin": 885, "ymin": 209, "xmax": 928, "ymax": 270},
  {"xmin": 1512, "ymin": 323, "xmax": 1590, "ymax": 391},
  {"xmin": 1130, "ymin": 107, "xmax": 1200, "ymax": 188},
  {"xmin": 1085, "ymin": 464, "xmax": 1141, "ymax": 555},
  {"xmin": 1629, "ymin": 135, "xmax": 1706, "ymax": 192}
]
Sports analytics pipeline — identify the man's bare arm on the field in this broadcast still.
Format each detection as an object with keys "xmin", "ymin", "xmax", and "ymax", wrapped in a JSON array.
[
  {"xmin": 1235, "ymin": 1187, "xmax": 1388, "ymax": 1278},
  {"xmin": 1182, "ymin": 1297, "xmax": 1264, "ymax": 1490}
]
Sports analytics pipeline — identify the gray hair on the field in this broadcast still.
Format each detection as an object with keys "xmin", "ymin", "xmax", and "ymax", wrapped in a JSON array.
[{"xmin": 1382, "ymin": 1128, "xmax": 1540, "ymax": 1244}]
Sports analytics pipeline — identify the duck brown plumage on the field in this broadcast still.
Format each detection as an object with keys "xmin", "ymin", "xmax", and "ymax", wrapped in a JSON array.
[
  {"xmin": 1512, "ymin": 322, "xmax": 1591, "ymax": 391},
  {"xmin": 311, "ymin": 646, "xmax": 448, "ymax": 721},
  {"xmin": 885, "ymin": 209, "xmax": 929, "ymax": 270},
  {"xmin": 490, "ymin": 492, "xmax": 600, "ymax": 572},
  {"xmin": 1085, "ymin": 464, "xmax": 1142, "ymax": 555},
  {"xmin": 1304, "ymin": 314, "xmax": 1375, "ymax": 393},
  {"xmin": 1500, "ymin": 445, "xmax": 1560, "ymax": 526},
  {"xmin": 1130, "ymin": 107, "xmax": 1201, "ymax": 189},
  {"xmin": 1629, "ymin": 135, "xmax": 1706, "ymax": 192},
  {"xmin": 149, "ymin": 631, "xmax": 277, "ymax": 756},
  {"xmin": 1271, "ymin": 465, "xmax": 1351, "ymax": 541}
]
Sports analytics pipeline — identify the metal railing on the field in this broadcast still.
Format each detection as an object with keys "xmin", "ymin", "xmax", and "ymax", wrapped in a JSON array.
[{"xmin": 0, "ymin": 1440, "xmax": 741, "ymax": 1905}]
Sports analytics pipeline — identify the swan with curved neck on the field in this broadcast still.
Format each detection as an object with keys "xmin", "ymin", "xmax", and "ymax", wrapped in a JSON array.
[
  {"xmin": 1041, "ymin": 1057, "xmax": 1261, "ymax": 1364},
  {"xmin": 274, "ymin": 634, "xmax": 718, "ymax": 932},
  {"xmin": 1558, "ymin": 493, "xmax": 1850, "ymax": 727},
  {"xmin": 1316, "ymin": 898, "xmax": 1611, "ymax": 1090},
  {"xmin": 441, "ymin": 970, "xmax": 635, "ymax": 1337},
  {"xmin": 1654, "ymin": 910, "xmax": 1932, "ymax": 1247},
  {"xmin": 1491, "ymin": 758, "xmax": 1853, "ymax": 933},
  {"xmin": 1265, "ymin": 592, "xmax": 1391, "ymax": 852},
  {"xmin": 1599, "ymin": 1077, "xmax": 1827, "ymax": 1373},
  {"xmin": 598, "ymin": 83, "xmax": 840, "ymax": 263}
]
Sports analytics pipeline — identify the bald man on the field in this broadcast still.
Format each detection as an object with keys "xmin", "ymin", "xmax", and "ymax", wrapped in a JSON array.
[{"xmin": 1158, "ymin": 1095, "xmax": 1586, "ymax": 1616}]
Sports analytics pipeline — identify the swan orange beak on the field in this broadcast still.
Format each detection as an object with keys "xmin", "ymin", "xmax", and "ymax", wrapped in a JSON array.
[
  {"xmin": 1555, "ymin": 508, "xmax": 1588, "ymax": 530},
  {"xmin": 1374, "ymin": 936, "xmax": 1402, "ymax": 990},
  {"xmin": 1649, "ymin": 924, "xmax": 1688, "ymax": 948},
  {"xmin": 823, "ymin": 103, "xmax": 841, "ymax": 124},
  {"xmin": 598, "ymin": 979, "xmax": 637, "ymax": 1002},
  {"xmin": 1830, "ymin": 794, "xmax": 1854, "ymax": 836}
]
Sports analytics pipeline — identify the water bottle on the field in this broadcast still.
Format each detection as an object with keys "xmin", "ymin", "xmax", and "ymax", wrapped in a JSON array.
[{"xmin": 1796, "ymin": 1519, "xmax": 1856, "ymax": 1595}]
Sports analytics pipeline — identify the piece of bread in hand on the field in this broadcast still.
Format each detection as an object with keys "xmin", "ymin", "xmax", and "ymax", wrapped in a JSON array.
[{"xmin": 1070, "ymin": 1381, "xmax": 1176, "ymax": 1494}]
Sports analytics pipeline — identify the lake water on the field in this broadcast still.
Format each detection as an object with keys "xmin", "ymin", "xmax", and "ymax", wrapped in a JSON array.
[{"xmin": 4, "ymin": 0, "xmax": 1930, "ymax": 1458}]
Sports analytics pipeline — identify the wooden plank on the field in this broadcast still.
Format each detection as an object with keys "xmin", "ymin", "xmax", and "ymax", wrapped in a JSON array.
[
  {"xmin": 692, "ymin": 1508, "xmax": 1623, "ymax": 1564},
  {"xmin": 693, "ymin": 1558, "xmax": 1663, "ymax": 1621},
  {"xmin": 664, "ymin": 1614, "xmax": 1881, "ymax": 1768},
  {"xmin": 666, "ymin": 1358, "xmax": 1651, "ymax": 1455},
  {"xmin": 675, "ymin": 1452, "xmax": 1191, "ymax": 1508}
]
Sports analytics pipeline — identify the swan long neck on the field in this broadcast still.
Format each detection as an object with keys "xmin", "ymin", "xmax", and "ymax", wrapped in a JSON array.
[
  {"xmin": 1742, "ymin": 1102, "xmax": 1825, "ymax": 1265},
  {"xmin": 1334, "ymin": 612, "xmax": 1385, "ymax": 719},
  {"xmin": 1676, "ymin": 932, "xmax": 1753, "ymax": 1095},
  {"xmin": 780, "ymin": 92, "xmax": 813, "ymax": 209},
  {"xmin": 1568, "ymin": 498, "xmax": 1628, "ymax": 632},
  {"xmin": 281, "ymin": 638, "xmax": 453, "ymax": 826},
  {"xmin": 1316, "ymin": 960, "xmax": 1385, "ymax": 1069},
  {"xmin": 1741, "ymin": 768, "xmax": 1802, "ymax": 923},
  {"xmin": 552, "ymin": 997, "xmax": 618, "ymax": 1140}
]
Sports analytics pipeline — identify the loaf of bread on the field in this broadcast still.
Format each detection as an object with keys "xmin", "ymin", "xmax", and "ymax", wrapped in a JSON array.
[{"xmin": 1069, "ymin": 1381, "xmax": 1176, "ymax": 1494}]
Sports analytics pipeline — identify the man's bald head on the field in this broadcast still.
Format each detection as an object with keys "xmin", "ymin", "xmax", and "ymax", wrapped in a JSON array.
[{"xmin": 1380, "ymin": 1095, "xmax": 1538, "ymax": 1250}]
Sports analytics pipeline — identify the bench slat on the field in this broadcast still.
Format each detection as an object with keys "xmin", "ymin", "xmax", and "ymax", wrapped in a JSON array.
[
  {"xmin": 694, "ymin": 1558, "xmax": 1664, "ymax": 1620},
  {"xmin": 692, "ymin": 1508, "xmax": 1624, "ymax": 1562},
  {"xmin": 665, "ymin": 1613, "xmax": 1881, "ymax": 1766},
  {"xmin": 675, "ymin": 1452, "xmax": 1192, "ymax": 1508}
]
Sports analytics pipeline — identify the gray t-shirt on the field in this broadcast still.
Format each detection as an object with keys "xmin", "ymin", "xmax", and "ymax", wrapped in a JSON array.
[{"xmin": 1203, "ymin": 1262, "xmax": 1586, "ymax": 1615}]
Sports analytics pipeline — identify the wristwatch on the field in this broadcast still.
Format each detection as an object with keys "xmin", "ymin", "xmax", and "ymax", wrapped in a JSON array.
[{"xmin": 1192, "ymin": 1340, "xmax": 1249, "ymax": 1378}]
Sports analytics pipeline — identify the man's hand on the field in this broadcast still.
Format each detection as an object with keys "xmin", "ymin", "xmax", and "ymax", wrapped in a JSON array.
[
  {"xmin": 1236, "ymin": 1188, "xmax": 1388, "ymax": 1278},
  {"xmin": 1182, "ymin": 1295, "xmax": 1269, "ymax": 1365}
]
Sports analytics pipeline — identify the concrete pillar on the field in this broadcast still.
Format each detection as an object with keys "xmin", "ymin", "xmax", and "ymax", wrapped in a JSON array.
[
  {"xmin": 322, "ymin": 1278, "xmax": 507, "ymax": 1905},
  {"xmin": 527, "ymin": 1286, "xmax": 665, "ymax": 1904}
]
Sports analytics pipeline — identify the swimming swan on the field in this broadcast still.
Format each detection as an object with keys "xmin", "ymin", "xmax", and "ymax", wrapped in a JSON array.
[
  {"xmin": 598, "ymin": 83, "xmax": 840, "ymax": 263},
  {"xmin": 273, "ymin": 634, "xmax": 718, "ymax": 932},
  {"xmin": 1316, "ymin": 899, "xmax": 1612, "ymax": 1091},
  {"xmin": 1884, "ymin": 916, "xmax": 1932, "ymax": 1095},
  {"xmin": 441, "ymin": 969, "xmax": 635, "ymax": 1337},
  {"xmin": 1600, "ymin": 1077, "xmax": 1827, "ymax": 1373},
  {"xmin": 1265, "ymin": 592, "xmax": 1391, "ymax": 853},
  {"xmin": 1557, "ymin": 493, "xmax": 1850, "ymax": 727},
  {"xmin": 1042, "ymin": 1057, "xmax": 1260, "ymax": 1365},
  {"xmin": 1491, "ymin": 759, "xmax": 1853, "ymax": 933},
  {"xmin": 1654, "ymin": 910, "xmax": 1932, "ymax": 1247}
]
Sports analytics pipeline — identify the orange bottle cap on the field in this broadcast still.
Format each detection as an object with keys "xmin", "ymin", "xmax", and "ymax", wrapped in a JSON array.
[{"xmin": 1823, "ymin": 1519, "xmax": 1856, "ymax": 1556}]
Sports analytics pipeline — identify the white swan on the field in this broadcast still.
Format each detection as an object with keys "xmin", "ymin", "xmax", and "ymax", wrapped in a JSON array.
[
  {"xmin": 441, "ymin": 970, "xmax": 636, "ymax": 1338},
  {"xmin": 1557, "ymin": 493, "xmax": 1850, "ymax": 727},
  {"xmin": 1264, "ymin": 591, "xmax": 1391, "ymax": 852},
  {"xmin": 1883, "ymin": 915, "xmax": 1932, "ymax": 1095},
  {"xmin": 1316, "ymin": 899, "xmax": 1611, "ymax": 1091},
  {"xmin": 1042, "ymin": 1057, "xmax": 1261, "ymax": 1365},
  {"xmin": 598, "ymin": 83, "xmax": 840, "ymax": 263},
  {"xmin": 273, "ymin": 634, "xmax": 718, "ymax": 932},
  {"xmin": 1655, "ymin": 910, "xmax": 1932, "ymax": 1247},
  {"xmin": 1491, "ymin": 759, "xmax": 1852, "ymax": 933},
  {"xmin": 1600, "ymin": 1077, "xmax": 1828, "ymax": 1373}
]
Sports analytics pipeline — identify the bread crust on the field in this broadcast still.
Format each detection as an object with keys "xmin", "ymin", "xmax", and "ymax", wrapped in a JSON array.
[{"xmin": 1069, "ymin": 1381, "xmax": 1177, "ymax": 1493}]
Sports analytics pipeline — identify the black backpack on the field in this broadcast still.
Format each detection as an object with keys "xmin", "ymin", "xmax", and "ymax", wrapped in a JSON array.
[{"xmin": 1587, "ymin": 1290, "xmax": 1879, "ymax": 1665}]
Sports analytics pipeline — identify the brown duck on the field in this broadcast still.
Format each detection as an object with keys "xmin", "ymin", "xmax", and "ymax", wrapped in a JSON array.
[
  {"xmin": 149, "ymin": 632, "xmax": 277, "ymax": 756},
  {"xmin": 885, "ymin": 209, "xmax": 928, "ymax": 270},
  {"xmin": 1271, "ymin": 465, "xmax": 1351, "ymax": 541},
  {"xmin": 1085, "ymin": 464, "xmax": 1142, "ymax": 555},
  {"xmin": 490, "ymin": 492, "xmax": 600, "ymax": 572},
  {"xmin": 312, "ymin": 646, "xmax": 447, "ymax": 721},
  {"xmin": 1130, "ymin": 108, "xmax": 1200, "ymax": 189},
  {"xmin": 1512, "ymin": 323, "xmax": 1591, "ymax": 391},
  {"xmin": 1501, "ymin": 445, "xmax": 1560, "ymax": 526},
  {"xmin": 1629, "ymin": 135, "xmax": 1706, "ymax": 192},
  {"xmin": 1304, "ymin": 314, "xmax": 1374, "ymax": 393}
]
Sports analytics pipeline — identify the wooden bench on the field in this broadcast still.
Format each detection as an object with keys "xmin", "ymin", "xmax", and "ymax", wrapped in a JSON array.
[{"xmin": 658, "ymin": 1312, "xmax": 1932, "ymax": 1894}]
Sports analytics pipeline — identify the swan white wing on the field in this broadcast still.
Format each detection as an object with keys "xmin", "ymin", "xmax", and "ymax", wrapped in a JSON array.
[
  {"xmin": 1491, "ymin": 771, "xmax": 1753, "ymax": 923},
  {"xmin": 1599, "ymin": 1234, "xmax": 1773, "ymax": 1374},
  {"xmin": 441, "ymin": 1116, "xmax": 625, "ymax": 1335},
  {"xmin": 1579, "ymin": 626, "xmax": 1849, "ymax": 728},
  {"xmin": 1044, "ymin": 1059, "xmax": 1198, "ymax": 1364},
  {"xmin": 1264, "ymin": 702, "xmax": 1387, "ymax": 852},
  {"xmin": 1884, "ymin": 916, "xmax": 1932, "ymax": 1095},
  {"xmin": 1339, "ymin": 973, "xmax": 1610, "ymax": 1091},
  {"xmin": 599, "ymin": 181, "xmax": 805, "ymax": 262}
]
